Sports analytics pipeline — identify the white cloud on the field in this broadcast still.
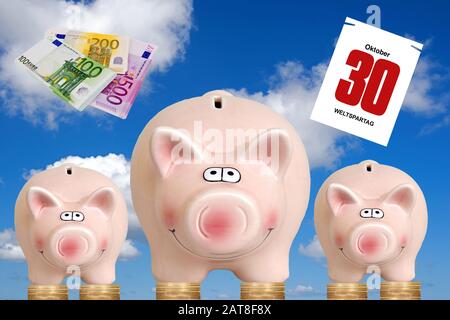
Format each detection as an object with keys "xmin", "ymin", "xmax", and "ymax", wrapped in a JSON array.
[
  {"xmin": 0, "ymin": 229, "xmax": 25, "ymax": 261},
  {"xmin": 119, "ymin": 239, "xmax": 140, "ymax": 260},
  {"xmin": 291, "ymin": 284, "xmax": 314, "ymax": 294},
  {"xmin": 231, "ymin": 61, "xmax": 352, "ymax": 169},
  {"xmin": 298, "ymin": 235, "xmax": 324, "ymax": 260},
  {"xmin": 403, "ymin": 58, "xmax": 448, "ymax": 115},
  {"xmin": 286, "ymin": 283, "xmax": 320, "ymax": 297},
  {"xmin": 0, "ymin": 0, "xmax": 193, "ymax": 128},
  {"xmin": 25, "ymin": 154, "xmax": 143, "ymax": 237},
  {"xmin": 419, "ymin": 114, "xmax": 450, "ymax": 135}
]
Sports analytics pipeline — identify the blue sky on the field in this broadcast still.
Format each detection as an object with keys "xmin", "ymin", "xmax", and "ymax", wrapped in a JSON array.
[{"xmin": 0, "ymin": 0, "xmax": 449, "ymax": 300}]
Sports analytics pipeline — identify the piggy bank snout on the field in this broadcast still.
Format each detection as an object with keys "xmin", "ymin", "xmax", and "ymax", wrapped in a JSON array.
[
  {"xmin": 190, "ymin": 192, "xmax": 259, "ymax": 240},
  {"xmin": 58, "ymin": 235, "xmax": 88, "ymax": 258},
  {"xmin": 185, "ymin": 191, "xmax": 262, "ymax": 255},
  {"xmin": 199, "ymin": 207, "xmax": 247, "ymax": 240},
  {"xmin": 357, "ymin": 232, "xmax": 387, "ymax": 255},
  {"xmin": 50, "ymin": 227, "xmax": 98, "ymax": 263},
  {"xmin": 351, "ymin": 225, "xmax": 397, "ymax": 260}
]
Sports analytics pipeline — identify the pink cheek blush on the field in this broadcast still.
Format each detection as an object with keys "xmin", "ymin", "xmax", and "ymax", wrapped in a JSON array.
[
  {"xmin": 35, "ymin": 237, "xmax": 44, "ymax": 250},
  {"xmin": 265, "ymin": 211, "xmax": 278, "ymax": 229},
  {"xmin": 335, "ymin": 234, "xmax": 344, "ymax": 248},
  {"xmin": 163, "ymin": 209, "xmax": 177, "ymax": 229},
  {"xmin": 400, "ymin": 235, "xmax": 408, "ymax": 247},
  {"xmin": 100, "ymin": 238, "xmax": 108, "ymax": 250}
]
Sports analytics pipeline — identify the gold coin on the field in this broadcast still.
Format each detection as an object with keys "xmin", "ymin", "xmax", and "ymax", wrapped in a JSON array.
[
  {"xmin": 79, "ymin": 284, "xmax": 120, "ymax": 300},
  {"xmin": 380, "ymin": 281, "xmax": 421, "ymax": 300},
  {"xmin": 156, "ymin": 282, "xmax": 201, "ymax": 300},
  {"xmin": 327, "ymin": 283, "xmax": 368, "ymax": 300},
  {"xmin": 28, "ymin": 284, "xmax": 68, "ymax": 300},
  {"xmin": 240, "ymin": 282, "xmax": 285, "ymax": 300}
]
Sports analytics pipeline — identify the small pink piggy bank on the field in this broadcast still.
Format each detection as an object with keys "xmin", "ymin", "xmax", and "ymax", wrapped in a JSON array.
[
  {"xmin": 15, "ymin": 164, "xmax": 128, "ymax": 285},
  {"xmin": 131, "ymin": 90, "xmax": 310, "ymax": 284},
  {"xmin": 315, "ymin": 160, "xmax": 427, "ymax": 282}
]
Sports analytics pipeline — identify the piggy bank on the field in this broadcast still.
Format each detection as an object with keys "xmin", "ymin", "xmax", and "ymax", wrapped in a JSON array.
[
  {"xmin": 131, "ymin": 90, "xmax": 310, "ymax": 283},
  {"xmin": 15, "ymin": 164, "xmax": 128, "ymax": 285},
  {"xmin": 314, "ymin": 160, "xmax": 427, "ymax": 282}
]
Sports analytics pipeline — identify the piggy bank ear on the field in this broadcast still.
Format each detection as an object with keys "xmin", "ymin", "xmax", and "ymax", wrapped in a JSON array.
[
  {"xmin": 84, "ymin": 187, "xmax": 116, "ymax": 219},
  {"xmin": 326, "ymin": 183, "xmax": 360, "ymax": 216},
  {"xmin": 247, "ymin": 129, "xmax": 292, "ymax": 177},
  {"xmin": 150, "ymin": 126, "xmax": 203, "ymax": 177},
  {"xmin": 27, "ymin": 187, "xmax": 62, "ymax": 219},
  {"xmin": 383, "ymin": 184, "xmax": 416, "ymax": 214}
]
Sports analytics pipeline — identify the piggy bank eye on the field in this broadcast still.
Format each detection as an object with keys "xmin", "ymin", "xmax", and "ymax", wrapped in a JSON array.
[
  {"xmin": 222, "ymin": 168, "xmax": 241, "ymax": 183},
  {"xmin": 372, "ymin": 209, "xmax": 384, "ymax": 219},
  {"xmin": 203, "ymin": 167, "xmax": 222, "ymax": 182},
  {"xmin": 360, "ymin": 208, "xmax": 372, "ymax": 218},
  {"xmin": 60, "ymin": 211, "xmax": 73, "ymax": 221},
  {"xmin": 72, "ymin": 211, "xmax": 85, "ymax": 222}
]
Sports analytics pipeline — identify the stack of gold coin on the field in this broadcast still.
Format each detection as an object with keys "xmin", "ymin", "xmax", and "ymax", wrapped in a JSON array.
[
  {"xmin": 28, "ymin": 284, "xmax": 68, "ymax": 300},
  {"xmin": 240, "ymin": 282, "xmax": 285, "ymax": 300},
  {"xmin": 79, "ymin": 284, "xmax": 120, "ymax": 300},
  {"xmin": 156, "ymin": 282, "xmax": 200, "ymax": 300},
  {"xmin": 380, "ymin": 281, "xmax": 421, "ymax": 300},
  {"xmin": 327, "ymin": 283, "xmax": 368, "ymax": 300}
]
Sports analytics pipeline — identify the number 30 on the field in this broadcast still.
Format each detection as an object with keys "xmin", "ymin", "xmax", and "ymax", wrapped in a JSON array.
[{"xmin": 335, "ymin": 49, "xmax": 400, "ymax": 116}]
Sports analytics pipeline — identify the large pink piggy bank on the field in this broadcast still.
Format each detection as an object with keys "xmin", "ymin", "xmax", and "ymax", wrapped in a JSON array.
[
  {"xmin": 131, "ymin": 90, "xmax": 310, "ymax": 283},
  {"xmin": 315, "ymin": 160, "xmax": 427, "ymax": 282},
  {"xmin": 15, "ymin": 164, "xmax": 128, "ymax": 285}
]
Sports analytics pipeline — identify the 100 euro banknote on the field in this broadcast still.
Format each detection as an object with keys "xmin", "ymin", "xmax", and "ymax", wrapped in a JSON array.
[
  {"xmin": 90, "ymin": 39, "xmax": 156, "ymax": 119},
  {"xmin": 47, "ymin": 28, "xmax": 130, "ymax": 73},
  {"xmin": 16, "ymin": 38, "xmax": 116, "ymax": 111}
]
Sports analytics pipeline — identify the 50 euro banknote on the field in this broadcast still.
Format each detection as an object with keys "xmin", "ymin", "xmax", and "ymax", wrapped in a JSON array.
[
  {"xmin": 16, "ymin": 38, "xmax": 116, "ymax": 111},
  {"xmin": 47, "ymin": 28, "xmax": 130, "ymax": 73},
  {"xmin": 90, "ymin": 39, "xmax": 157, "ymax": 119}
]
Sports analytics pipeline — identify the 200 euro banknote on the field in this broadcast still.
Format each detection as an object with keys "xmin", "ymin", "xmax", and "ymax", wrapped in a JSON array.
[
  {"xmin": 16, "ymin": 38, "xmax": 116, "ymax": 111},
  {"xmin": 47, "ymin": 28, "xmax": 130, "ymax": 73},
  {"xmin": 91, "ymin": 39, "xmax": 156, "ymax": 119}
]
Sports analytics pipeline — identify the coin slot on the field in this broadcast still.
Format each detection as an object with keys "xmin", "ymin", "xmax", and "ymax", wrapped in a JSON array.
[
  {"xmin": 213, "ymin": 96, "xmax": 222, "ymax": 109},
  {"xmin": 366, "ymin": 164, "xmax": 372, "ymax": 172},
  {"xmin": 66, "ymin": 168, "xmax": 72, "ymax": 175}
]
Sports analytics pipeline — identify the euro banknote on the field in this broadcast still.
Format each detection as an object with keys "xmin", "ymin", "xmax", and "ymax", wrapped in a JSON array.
[
  {"xmin": 90, "ymin": 39, "xmax": 157, "ymax": 119},
  {"xmin": 47, "ymin": 28, "xmax": 130, "ymax": 73},
  {"xmin": 16, "ymin": 38, "xmax": 116, "ymax": 111}
]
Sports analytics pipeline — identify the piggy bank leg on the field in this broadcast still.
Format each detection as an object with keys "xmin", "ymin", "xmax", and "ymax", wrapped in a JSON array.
[
  {"xmin": 80, "ymin": 262, "xmax": 120, "ymax": 300},
  {"xmin": 28, "ymin": 263, "xmax": 68, "ymax": 300},
  {"xmin": 381, "ymin": 259, "xmax": 420, "ymax": 300},
  {"xmin": 327, "ymin": 259, "xmax": 367, "ymax": 300},
  {"xmin": 233, "ymin": 252, "xmax": 288, "ymax": 300},
  {"xmin": 328, "ymin": 257, "xmax": 366, "ymax": 283},
  {"xmin": 381, "ymin": 258, "xmax": 415, "ymax": 282},
  {"xmin": 153, "ymin": 254, "xmax": 208, "ymax": 300}
]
